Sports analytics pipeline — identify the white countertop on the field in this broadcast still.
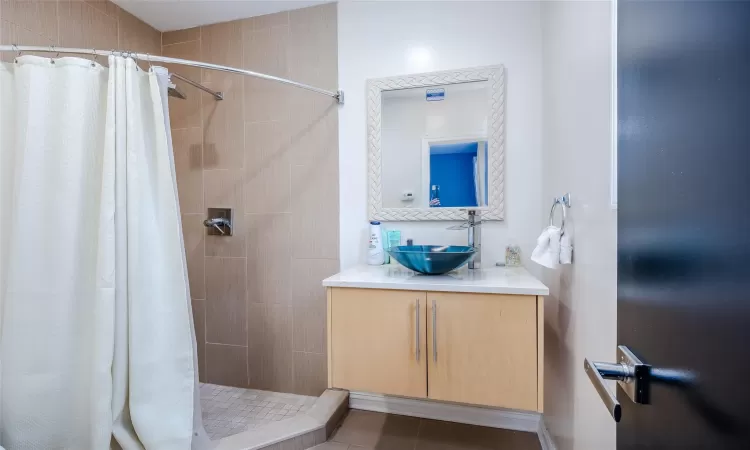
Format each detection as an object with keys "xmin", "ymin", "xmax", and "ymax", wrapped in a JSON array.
[{"xmin": 322, "ymin": 264, "xmax": 549, "ymax": 296}]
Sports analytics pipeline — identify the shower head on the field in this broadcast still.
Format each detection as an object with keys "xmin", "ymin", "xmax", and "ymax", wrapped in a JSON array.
[{"xmin": 168, "ymin": 79, "xmax": 187, "ymax": 100}]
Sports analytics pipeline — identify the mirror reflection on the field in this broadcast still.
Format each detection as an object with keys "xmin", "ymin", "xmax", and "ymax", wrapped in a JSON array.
[
  {"xmin": 427, "ymin": 139, "xmax": 488, "ymax": 208},
  {"xmin": 380, "ymin": 80, "xmax": 489, "ymax": 209}
]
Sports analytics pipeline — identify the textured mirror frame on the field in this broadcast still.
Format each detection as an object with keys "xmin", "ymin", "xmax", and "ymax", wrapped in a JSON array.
[{"xmin": 367, "ymin": 65, "xmax": 506, "ymax": 221}]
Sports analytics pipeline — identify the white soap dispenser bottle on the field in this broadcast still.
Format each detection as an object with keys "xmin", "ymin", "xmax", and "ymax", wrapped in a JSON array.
[{"xmin": 367, "ymin": 221, "xmax": 385, "ymax": 265}]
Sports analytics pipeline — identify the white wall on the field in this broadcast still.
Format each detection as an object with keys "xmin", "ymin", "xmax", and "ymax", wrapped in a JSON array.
[
  {"xmin": 337, "ymin": 2, "xmax": 617, "ymax": 449},
  {"xmin": 541, "ymin": 2, "xmax": 617, "ymax": 450},
  {"xmin": 338, "ymin": 0, "xmax": 544, "ymax": 270}
]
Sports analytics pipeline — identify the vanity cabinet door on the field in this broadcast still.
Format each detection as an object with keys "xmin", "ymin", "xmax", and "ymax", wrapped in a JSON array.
[
  {"xmin": 427, "ymin": 292, "xmax": 538, "ymax": 410},
  {"xmin": 329, "ymin": 288, "xmax": 427, "ymax": 398}
]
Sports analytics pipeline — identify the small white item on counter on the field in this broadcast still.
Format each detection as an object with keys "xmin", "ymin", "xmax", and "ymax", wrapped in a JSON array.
[
  {"xmin": 531, "ymin": 226, "xmax": 562, "ymax": 269},
  {"xmin": 367, "ymin": 221, "xmax": 385, "ymax": 265}
]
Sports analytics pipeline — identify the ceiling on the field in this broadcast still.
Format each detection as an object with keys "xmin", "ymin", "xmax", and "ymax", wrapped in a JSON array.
[{"xmin": 113, "ymin": 0, "xmax": 329, "ymax": 32}]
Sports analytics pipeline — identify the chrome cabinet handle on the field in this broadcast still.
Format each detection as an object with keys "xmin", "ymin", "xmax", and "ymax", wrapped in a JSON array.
[
  {"xmin": 432, "ymin": 300, "xmax": 437, "ymax": 362},
  {"xmin": 415, "ymin": 299, "xmax": 420, "ymax": 361}
]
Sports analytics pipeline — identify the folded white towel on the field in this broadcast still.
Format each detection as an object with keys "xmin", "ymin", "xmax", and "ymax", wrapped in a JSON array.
[
  {"xmin": 559, "ymin": 233, "xmax": 573, "ymax": 264},
  {"xmin": 531, "ymin": 226, "xmax": 562, "ymax": 269},
  {"xmin": 531, "ymin": 226, "xmax": 573, "ymax": 268}
]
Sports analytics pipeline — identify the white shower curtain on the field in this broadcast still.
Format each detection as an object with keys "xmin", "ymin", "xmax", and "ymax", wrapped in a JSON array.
[{"xmin": 0, "ymin": 55, "xmax": 200, "ymax": 449}]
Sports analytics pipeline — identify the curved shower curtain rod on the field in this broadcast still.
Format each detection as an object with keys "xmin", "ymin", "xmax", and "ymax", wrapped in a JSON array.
[{"xmin": 0, "ymin": 45, "xmax": 345, "ymax": 105}]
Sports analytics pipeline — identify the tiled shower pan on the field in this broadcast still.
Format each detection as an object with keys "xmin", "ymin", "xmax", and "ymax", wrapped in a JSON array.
[
  {"xmin": 200, "ymin": 383, "xmax": 318, "ymax": 440},
  {"xmin": 201, "ymin": 384, "xmax": 348, "ymax": 450}
]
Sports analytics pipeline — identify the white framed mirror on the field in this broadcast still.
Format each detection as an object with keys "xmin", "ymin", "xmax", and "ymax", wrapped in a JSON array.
[{"xmin": 367, "ymin": 65, "xmax": 505, "ymax": 221}]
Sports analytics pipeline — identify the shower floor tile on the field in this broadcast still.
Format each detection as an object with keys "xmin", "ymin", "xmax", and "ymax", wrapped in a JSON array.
[{"xmin": 200, "ymin": 383, "xmax": 317, "ymax": 440}]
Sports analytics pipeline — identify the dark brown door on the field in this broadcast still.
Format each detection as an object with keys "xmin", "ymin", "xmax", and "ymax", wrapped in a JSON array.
[{"xmin": 616, "ymin": 0, "xmax": 750, "ymax": 448}]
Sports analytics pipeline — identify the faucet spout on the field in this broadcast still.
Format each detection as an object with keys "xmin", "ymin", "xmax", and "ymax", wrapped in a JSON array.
[
  {"xmin": 467, "ymin": 210, "xmax": 481, "ymax": 269},
  {"xmin": 446, "ymin": 209, "xmax": 482, "ymax": 269}
]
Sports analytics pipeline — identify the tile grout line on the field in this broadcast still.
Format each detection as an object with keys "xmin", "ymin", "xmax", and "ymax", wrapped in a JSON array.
[
  {"xmin": 204, "ymin": 256, "xmax": 247, "ymax": 260},
  {"xmin": 205, "ymin": 342, "xmax": 247, "ymax": 348},
  {"xmin": 414, "ymin": 417, "xmax": 424, "ymax": 450},
  {"xmin": 287, "ymin": 82, "xmax": 295, "ymax": 393},
  {"xmin": 241, "ymin": 256, "xmax": 249, "ymax": 387},
  {"xmin": 170, "ymin": 126, "xmax": 201, "ymax": 132},
  {"xmin": 166, "ymin": 25, "xmax": 210, "ymax": 382},
  {"xmin": 282, "ymin": 18, "xmax": 294, "ymax": 389},
  {"xmin": 162, "ymin": 39, "xmax": 199, "ymax": 48},
  {"xmin": 56, "ymin": 0, "xmax": 60, "ymax": 49},
  {"xmin": 200, "ymin": 68, "xmax": 207, "ymax": 382},
  {"xmin": 240, "ymin": 17, "xmax": 251, "ymax": 392}
]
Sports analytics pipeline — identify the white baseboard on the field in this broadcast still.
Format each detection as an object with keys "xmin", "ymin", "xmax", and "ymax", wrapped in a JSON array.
[
  {"xmin": 348, "ymin": 392, "xmax": 541, "ymax": 433},
  {"xmin": 537, "ymin": 418, "xmax": 557, "ymax": 450}
]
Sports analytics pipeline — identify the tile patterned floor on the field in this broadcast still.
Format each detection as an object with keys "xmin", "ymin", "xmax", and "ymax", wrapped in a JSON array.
[
  {"xmin": 200, "ymin": 383, "xmax": 318, "ymax": 440},
  {"xmin": 312, "ymin": 410, "xmax": 542, "ymax": 450}
]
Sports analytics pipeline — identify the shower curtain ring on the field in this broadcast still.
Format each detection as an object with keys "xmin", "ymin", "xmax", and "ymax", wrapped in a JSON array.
[
  {"xmin": 146, "ymin": 54, "xmax": 154, "ymax": 72},
  {"xmin": 131, "ymin": 52, "xmax": 141, "ymax": 71},
  {"xmin": 49, "ymin": 45, "xmax": 57, "ymax": 64},
  {"xmin": 90, "ymin": 49, "xmax": 98, "ymax": 67},
  {"xmin": 12, "ymin": 44, "xmax": 21, "ymax": 62}
]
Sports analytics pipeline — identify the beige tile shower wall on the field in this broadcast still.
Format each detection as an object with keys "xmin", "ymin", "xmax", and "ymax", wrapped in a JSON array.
[
  {"xmin": 163, "ymin": 3, "xmax": 339, "ymax": 397},
  {"xmin": 0, "ymin": 1, "xmax": 160, "ymax": 63}
]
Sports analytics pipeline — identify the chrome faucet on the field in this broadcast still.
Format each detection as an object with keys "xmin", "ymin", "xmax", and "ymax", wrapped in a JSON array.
[
  {"xmin": 203, "ymin": 217, "xmax": 232, "ymax": 235},
  {"xmin": 448, "ymin": 210, "xmax": 481, "ymax": 269}
]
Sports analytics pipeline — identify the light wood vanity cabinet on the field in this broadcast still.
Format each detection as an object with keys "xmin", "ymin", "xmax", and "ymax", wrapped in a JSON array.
[
  {"xmin": 426, "ymin": 292, "xmax": 539, "ymax": 411},
  {"xmin": 328, "ymin": 288, "xmax": 427, "ymax": 398},
  {"xmin": 327, "ymin": 287, "xmax": 544, "ymax": 413}
]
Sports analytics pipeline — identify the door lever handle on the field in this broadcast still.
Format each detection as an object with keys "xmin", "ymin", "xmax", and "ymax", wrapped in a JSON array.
[
  {"xmin": 584, "ymin": 358, "xmax": 625, "ymax": 422},
  {"xmin": 584, "ymin": 346, "xmax": 651, "ymax": 423}
]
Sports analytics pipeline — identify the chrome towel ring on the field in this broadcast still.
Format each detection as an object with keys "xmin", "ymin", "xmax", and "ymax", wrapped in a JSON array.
[{"xmin": 549, "ymin": 193, "xmax": 571, "ymax": 235}]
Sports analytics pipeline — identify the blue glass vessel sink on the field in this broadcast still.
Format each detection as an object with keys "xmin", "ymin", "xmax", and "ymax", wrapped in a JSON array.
[{"xmin": 387, "ymin": 245, "xmax": 476, "ymax": 275}]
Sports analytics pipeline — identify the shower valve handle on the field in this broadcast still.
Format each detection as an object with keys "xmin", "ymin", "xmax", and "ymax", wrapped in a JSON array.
[{"xmin": 203, "ymin": 217, "xmax": 231, "ymax": 235}]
